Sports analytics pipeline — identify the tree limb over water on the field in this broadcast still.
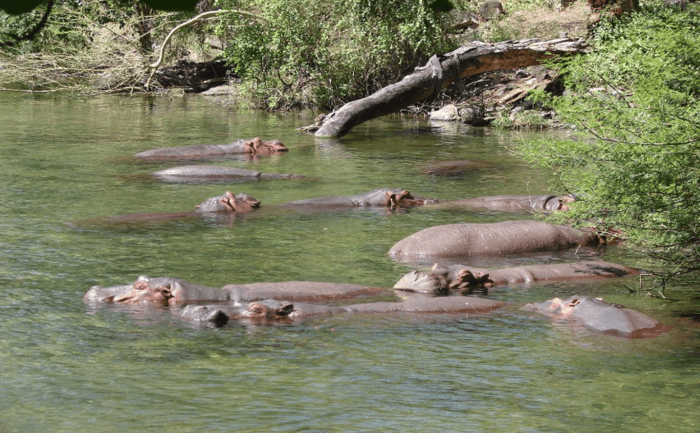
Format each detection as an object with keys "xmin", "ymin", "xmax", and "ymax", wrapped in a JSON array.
[{"xmin": 313, "ymin": 37, "xmax": 590, "ymax": 138}]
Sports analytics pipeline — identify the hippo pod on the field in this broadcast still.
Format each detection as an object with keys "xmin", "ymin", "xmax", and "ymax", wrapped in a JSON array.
[
  {"xmin": 280, "ymin": 188, "xmax": 438, "ymax": 209},
  {"xmin": 135, "ymin": 137, "xmax": 288, "ymax": 160},
  {"xmin": 443, "ymin": 195, "xmax": 573, "ymax": 213},
  {"xmin": 523, "ymin": 295, "xmax": 670, "ymax": 338},
  {"xmin": 389, "ymin": 220, "xmax": 601, "ymax": 260},
  {"xmin": 83, "ymin": 276, "xmax": 387, "ymax": 305},
  {"xmin": 152, "ymin": 165, "xmax": 303, "ymax": 183},
  {"xmin": 393, "ymin": 261, "xmax": 640, "ymax": 294}
]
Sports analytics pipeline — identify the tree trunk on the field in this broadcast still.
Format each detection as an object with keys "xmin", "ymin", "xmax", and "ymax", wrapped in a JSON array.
[{"xmin": 314, "ymin": 37, "xmax": 589, "ymax": 138}]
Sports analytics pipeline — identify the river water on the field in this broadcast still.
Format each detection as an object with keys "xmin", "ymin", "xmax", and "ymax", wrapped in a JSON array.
[{"xmin": 1, "ymin": 93, "xmax": 699, "ymax": 432}]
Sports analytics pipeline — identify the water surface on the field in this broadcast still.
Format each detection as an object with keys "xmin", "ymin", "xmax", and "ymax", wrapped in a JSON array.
[{"xmin": 1, "ymin": 93, "xmax": 699, "ymax": 432}]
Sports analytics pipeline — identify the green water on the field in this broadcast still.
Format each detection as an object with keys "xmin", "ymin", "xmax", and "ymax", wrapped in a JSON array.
[{"xmin": 1, "ymin": 93, "xmax": 699, "ymax": 432}]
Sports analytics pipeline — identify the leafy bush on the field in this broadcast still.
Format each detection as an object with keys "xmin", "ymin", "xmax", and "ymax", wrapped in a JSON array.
[
  {"xmin": 519, "ymin": 1, "xmax": 700, "ymax": 284},
  {"xmin": 216, "ymin": 0, "xmax": 454, "ymax": 109}
]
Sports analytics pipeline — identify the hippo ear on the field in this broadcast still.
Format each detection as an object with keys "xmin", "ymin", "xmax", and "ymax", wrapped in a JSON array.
[
  {"xmin": 134, "ymin": 281, "xmax": 149, "ymax": 291},
  {"xmin": 159, "ymin": 286, "xmax": 173, "ymax": 299}
]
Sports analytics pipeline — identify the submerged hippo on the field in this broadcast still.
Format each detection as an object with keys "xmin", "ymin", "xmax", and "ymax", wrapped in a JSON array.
[
  {"xmin": 419, "ymin": 160, "xmax": 494, "ymax": 176},
  {"xmin": 180, "ymin": 299, "xmax": 294, "ymax": 326},
  {"xmin": 522, "ymin": 295, "xmax": 669, "ymax": 338},
  {"xmin": 389, "ymin": 220, "xmax": 601, "ymax": 260},
  {"xmin": 69, "ymin": 191, "xmax": 260, "ymax": 227},
  {"xmin": 84, "ymin": 276, "xmax": 387, "ymax": 305},
  {"xmin": 280, "ymin": 188, "xmax": 438, "ymax": 209},
  {"xmin": 394, "ymin": 261, "xmax": 640, "ymax": 294},
  {"xmin": 135, "ymin": 137, "xmax": 288, "ymax": 160},
  {"xmin": 195, "ymin": 191, "xmax": 261, "ymax": 213},
  {"xmin": 151, "ymin": 165, "xmax": 303, "ymax": 183},
  {"xmin": 441, "ymin": 194, "xmax": 574, "ymax": 213}
]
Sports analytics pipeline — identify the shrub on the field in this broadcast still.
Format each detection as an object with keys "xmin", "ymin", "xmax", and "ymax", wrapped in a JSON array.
[
  {"xmin": 518, "ymin": 1, "xmax": 700, "ymax": 284},
  {"xmin": 216, "ymin": 0, "xmax": 454, "ymax": 109}
]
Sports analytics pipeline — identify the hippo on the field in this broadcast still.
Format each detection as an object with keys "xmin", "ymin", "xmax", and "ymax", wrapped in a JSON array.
[
  {"xmin": 522, "ymin": 295, "xmax": 670, "ymax": 338},
  {"xmin": 340, "ymin": 295, "xmax": 506, "ymax": 315},
  {"xmin": 84, "ymin": 276, "xmax": 230, "ymax": 305},
  {"xmin": 69, "ymin": 191, "xmax": 260, "ymax": 228},
  {"xmin": 135, "ymin": 137, "xmax": 288, "ymax": 160},
  {"xmin": 180, "ymin": 299, "xmax": 294, "ymax": 326},
  {"xmin": 178, "ymin": 296, "xmax": 506, "ymax": 324},
  {"xmin": 418, "ymin": 160, "xmax": 494, "ymax": 176},
  {"xmin": 84, "ymin": 276, "xmax": 387, "ymax": 305},
  {"xmin": 440, "ymin": 195, "xmax": 574, "ymax": 213},
  {"xmin": 393, "ymin": 261, "xmax": 639, "ymax": 294},
  {"xmin": 389, "ymin": 220, "xmax": 601, "ymax": 260},
  {"xmin": 195, "ymin": 191, "xmax": 260, "ymax": 213},
  {"xmin": 280, "ymin": 188, "xmax": 438, "ymax": 209},
  {"xmin": 151, "ymin": 166, "xmax": 303, "ymax": 183}
]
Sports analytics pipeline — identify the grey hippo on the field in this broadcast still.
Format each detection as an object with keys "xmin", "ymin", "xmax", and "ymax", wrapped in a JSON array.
[
  {"xmin": 522, "ymin": 295, "xmax": 670, "ymax": 338},
  {"xmin": 389, "ymin": 220, "xmax": 602, "ymax": 260},
  {"xmin": 135, "ymin": 137, "xmax": 288, "ymax": 160},
  {"xmin": 279, "ymin": 188, "xmax": 438, "ymax": 209},
  {"xmin": 438, "ymin": 194, "xmax": 574, "ymax": 213},
  {"xmin": 393, "ymin": 261, "xmax": 639, "ymax": 294}
]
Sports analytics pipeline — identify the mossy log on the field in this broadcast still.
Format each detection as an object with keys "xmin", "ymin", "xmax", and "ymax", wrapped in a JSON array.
[{"xmin": 313, "ymin": 37, "xmax": 589, "ymax": 138}]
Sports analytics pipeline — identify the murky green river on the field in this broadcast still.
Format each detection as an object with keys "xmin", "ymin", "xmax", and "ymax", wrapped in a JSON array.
[{"xmin": 1, "ymin": 93, "xmax": 699, "ymax": 432}]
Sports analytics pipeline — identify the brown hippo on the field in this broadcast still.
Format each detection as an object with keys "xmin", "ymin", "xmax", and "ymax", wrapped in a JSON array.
[
  {"xmin": 440, "ymin": 194, "xmax": 574, "ymax": 213},
  {"xmin": 151, "ymin": 166, "xmax": 303, "ymax": 183},
  {"xmin": 393, "ymin": 261, "xmax": 639, "ymax": 294},
  {"xmin": 389, "ymin": 220, "xmax": 601, "ymax": 260},
  {"xmin": 84, "ymin": 276, "xmax": 387, "ymax": 305},
  {"xmin": 522, "ymin": 295, "xmax": 670, "ymax": 338},
  {"xmin": 135, "ymin": 137, "xmax": 288, "ymax": 160},
  {"xmin": 418, "ymin": 160, "xmax": 494, "ymax": 176},
  {"xmin": 280, "ymin": 188, "xmax": 438, "ymax": 209}
]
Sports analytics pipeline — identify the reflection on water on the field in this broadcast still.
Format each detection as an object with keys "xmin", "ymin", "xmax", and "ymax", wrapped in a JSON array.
[{"xmin": 1, "ymin": 93, "xmax": 699, "ymax": 432}]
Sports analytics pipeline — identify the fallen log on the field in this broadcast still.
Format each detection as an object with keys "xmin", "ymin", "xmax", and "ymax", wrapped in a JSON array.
[{"xmin": 313, "ymin": 37, "xmax": 589, "ymax": 138}]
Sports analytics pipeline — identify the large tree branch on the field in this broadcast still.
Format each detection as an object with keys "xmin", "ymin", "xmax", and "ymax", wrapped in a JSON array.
[
  {"xmin": 314, "ymin": 37, "xmax": 589, "ymax": 138},
  {"xmin": 0, "ymin": 0, "xmax": 54, "ymax": 48}
]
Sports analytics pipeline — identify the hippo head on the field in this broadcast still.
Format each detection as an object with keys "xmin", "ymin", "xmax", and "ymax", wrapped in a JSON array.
[
  {"xmin": 523, "ymin": 295, "xmax": 669, "ymax": 338},
  {"xmin": 393, "ymin": 264, "xmax": 491, "ymax": 294},
  {"xmin": 180, "ymin": 305, "xmax": 230, "ymax": 327},
  {"xmin": 196, "ymin": 191, "xmax": 261, "ymax": 213},
  {"xmin": 393, "ymin": 270, "xmax": 449, "ymax": 294},
  {"xmin": 384, "ymin": 190, "xmax": 439, "ymax": 208},
  {"xmin": 241, "ymin": 299, "xmax": 294, "ymax": 319},
  {"xmin": 244, "ymin": 137, "xmax": 288, "ymax": 155},
  {"xmin": 113, "ymin": 280, "xmax": 174, "ymax": 306}
]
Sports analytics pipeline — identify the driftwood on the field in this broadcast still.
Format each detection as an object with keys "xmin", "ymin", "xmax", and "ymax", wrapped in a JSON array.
[{"xmin": 313, "ymin": 37, "xmax": 589, "ymax": 138}]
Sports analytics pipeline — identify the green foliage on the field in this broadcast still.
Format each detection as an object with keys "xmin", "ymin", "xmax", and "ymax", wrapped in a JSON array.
[
  {"xmin": 519, "ymin": 2, "xmax": 700, "ymax": 282},
  {"xmin": 216, "ymin": 0, "xmax": 453, "ymax": 109}
]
